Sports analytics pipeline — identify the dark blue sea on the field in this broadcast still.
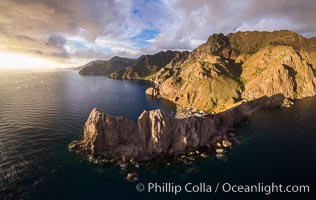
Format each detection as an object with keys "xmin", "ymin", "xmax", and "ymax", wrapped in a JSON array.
[{"xmin": 0, "ymin": 70, "xmax": 315, "ymax": 199}]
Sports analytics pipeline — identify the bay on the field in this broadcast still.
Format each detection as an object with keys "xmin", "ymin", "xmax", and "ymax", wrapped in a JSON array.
[{"xmin": 0, "ymin": 69, "xmax": 315, "ymax": 199}]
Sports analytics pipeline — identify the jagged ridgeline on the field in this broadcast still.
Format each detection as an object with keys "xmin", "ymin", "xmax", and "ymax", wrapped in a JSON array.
[
  {"xmin": 79, "ymin": 30, "xmax": 316, "ymax": 112},
  {"xmin": 78, "ymin": 56, "xmax": 137, "ymax": 75}
]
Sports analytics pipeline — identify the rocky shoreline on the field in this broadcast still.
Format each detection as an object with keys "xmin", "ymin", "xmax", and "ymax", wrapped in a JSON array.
[{"xmin": 68, "ymin": 94, "xmax": 285, "ymax": 167}]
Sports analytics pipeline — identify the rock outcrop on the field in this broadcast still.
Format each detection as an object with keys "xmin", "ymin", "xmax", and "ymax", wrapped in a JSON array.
[
  {"xmin": 68, "ymin": 107, "xmax": 234, "ymax": 161},
  {"xmin": 241, "ymin": 46, "xmax": 316, "ymax": 101},
  {"xmin": 69, "ymin": 94, "xmax": 282, "ymax": 162},
  {"xmin": 79, "ymin": 56, "xmax": 137, "ymax": 75}
]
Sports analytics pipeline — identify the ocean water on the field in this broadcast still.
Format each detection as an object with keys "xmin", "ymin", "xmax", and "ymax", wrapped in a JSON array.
[{"xmin": 0, "ymin": 70, "xmax": 315, "ymax": 199}]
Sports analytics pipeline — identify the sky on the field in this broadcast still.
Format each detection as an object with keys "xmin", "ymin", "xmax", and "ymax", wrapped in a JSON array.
[{"xmin": 0, "ymin": 0, "xmax": 316, "ymax": 68}]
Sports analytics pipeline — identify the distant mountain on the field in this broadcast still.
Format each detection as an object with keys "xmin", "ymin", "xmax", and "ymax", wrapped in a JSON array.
[
  {"xmin": 78, "ymin": 56, "xmax": 137, "ymax": 75},
  {"xmin": 144, "ymin": 30, "xmax": 316, "ymax": 112},
  {"xmin": 109, "ymin": 50, "xmax": 190, "ymax": 79}
]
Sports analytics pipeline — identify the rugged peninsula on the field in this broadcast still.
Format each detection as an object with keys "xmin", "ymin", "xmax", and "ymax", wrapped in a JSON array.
[
  {"xmin": 114, "ymin": 30, "xmax": 316, "ymax": 112},
  {"xmin": 72, "ymin": 30, "xmax": 316, "ymax": 163}
]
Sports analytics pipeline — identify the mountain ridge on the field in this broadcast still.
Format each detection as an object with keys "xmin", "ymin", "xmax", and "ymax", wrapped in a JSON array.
[
  {"xmin": 108, "ymin": 50, "xmax": 190, "ymax": 79},
  {"xmin": 78, "ymin": 56, "xmax": 137, "ymax": 75},
  {"xmin": 144, "ymin": 30, "xmax": 316, "ymax": 112},
  {"xmin": 79, "ymin": 30, "xmax": 316, "ymax": 112}
]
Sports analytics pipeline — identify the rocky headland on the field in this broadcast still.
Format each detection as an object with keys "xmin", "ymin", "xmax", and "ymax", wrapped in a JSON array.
[
  {"xmin": 69, "ymin": 94, "xmax": 285, "ymax": 163},
  {"xmin": 71, "ymin": 30, "xmax": 316, "ymax": 164}
]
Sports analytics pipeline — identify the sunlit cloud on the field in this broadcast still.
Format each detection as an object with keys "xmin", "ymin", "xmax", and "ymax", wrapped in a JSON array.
[
  {"xmin": 0, "ymin": 0, "xmax": 315, "ymax": 68},
  {"xmin": 0, "ymin": 52, "xmax": 65, "ymax": 69}
]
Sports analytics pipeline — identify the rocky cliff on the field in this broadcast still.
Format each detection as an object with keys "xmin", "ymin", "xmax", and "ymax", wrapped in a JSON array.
[
  {"xmin": 241, "ymin": 46, "xmax": 316, "ymax": 101},
  {"xmin": 145, "ymin": 30, "xmax": 316, "ymax": 112},
  {"xmin": 68, "ymin": 106, "xmax": 243, "ymax": 162},
  {"xmin": 69, "ymin": 94, "xmax": 284, "ymax": 162},
  {"xmin": 79, "ymin": 56, "xmax": 136, "ymax": 75}
]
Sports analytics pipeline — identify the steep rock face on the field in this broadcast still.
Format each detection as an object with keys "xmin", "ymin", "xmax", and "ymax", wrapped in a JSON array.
[
  {"xmin": 145, "ymin": 30, "xmax": 316, "ymax": 112},
  {"xmin": 70, "ymin": 103, "xmax": 257, "ymax": 161},
  {"xmin": 147, "ymin": 59, "xmax": 243, "ymax": 112},
  {"xmin": 308, "ymin": 37, "xmax": 316, "ymax": 71},
  {"xmin": 241, "ymin": 46, "xmax": 316, "ymax": 101},
  {"xmin": 191, "ymin": 33, "xmax": 232, "ymax": 59},
  {"xmin": 79, "ymin": 108, "xmax": 139, "ymax": 159},
  {"xmin": 109, "ymin": 50, "xmax": 190, "ymax": 80},
  {"xmin": 79, "ymin": 56, "xmax": 136, "ymax": 75}
]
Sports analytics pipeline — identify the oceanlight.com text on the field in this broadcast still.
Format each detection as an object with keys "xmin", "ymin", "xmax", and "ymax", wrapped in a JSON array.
[{"xmin": 135, "ymin": 182, "xmax": 310, "ymax": 196}]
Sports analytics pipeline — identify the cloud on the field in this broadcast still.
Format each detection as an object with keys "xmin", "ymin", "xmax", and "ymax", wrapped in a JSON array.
[
  {"xmin": 151, "ymin": 0, "xmax": 316, "ymax": 51},
  {"xmin": 47, "ymin": 35, "xmax": 66, "ymax": 48},
  {"xmin": 0, "ymin": 0, "xmax": 134, "ymax": 64},
  {"xmin": 0, "ymin": 0, "xmax": 315, "ymax": 67}
]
